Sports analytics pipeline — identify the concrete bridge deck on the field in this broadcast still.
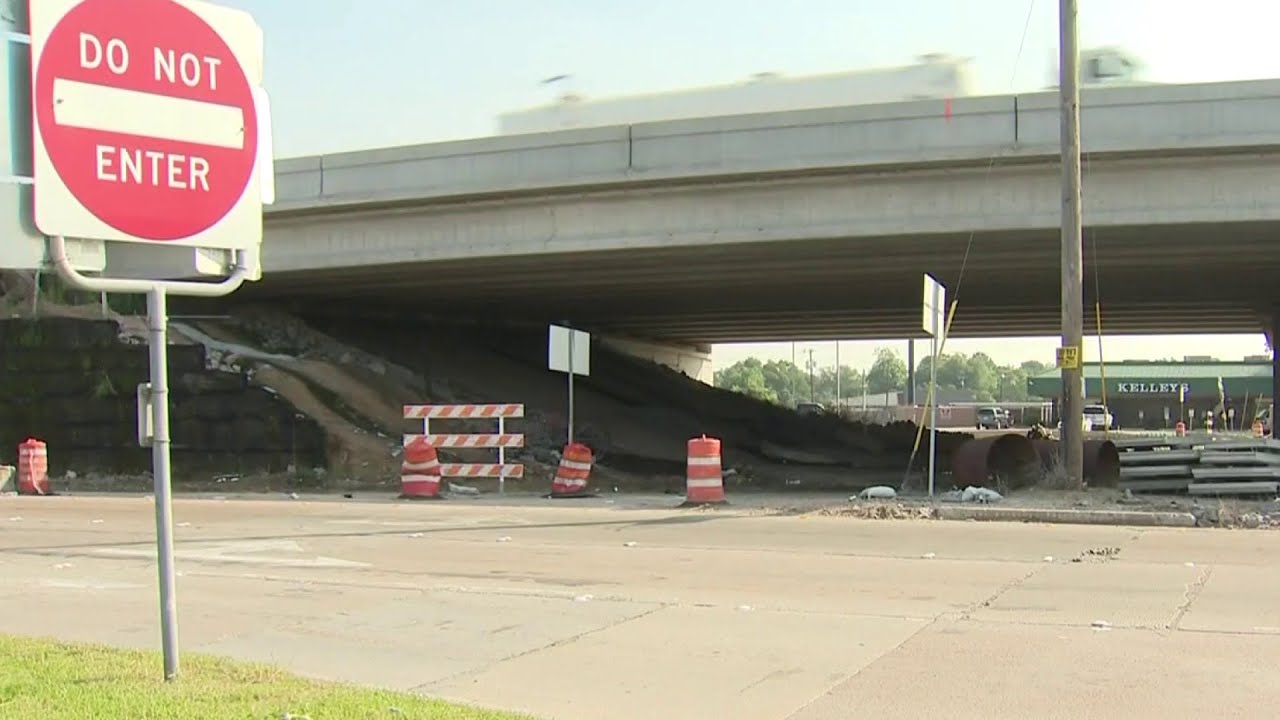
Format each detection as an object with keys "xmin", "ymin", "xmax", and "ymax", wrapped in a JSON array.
[{"xmin": 233, "ymin": 80, "xmax": 1280, "ymax": 342}]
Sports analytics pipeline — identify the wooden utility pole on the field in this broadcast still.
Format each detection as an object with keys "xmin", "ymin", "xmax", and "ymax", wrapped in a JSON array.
[{"xmin": 1059, "ymin": 0, "xmax": 1085, "ymax": 487}]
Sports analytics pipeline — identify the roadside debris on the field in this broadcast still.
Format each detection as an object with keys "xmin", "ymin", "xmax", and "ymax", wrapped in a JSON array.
[
  {"xmin": 857, "ymin": 485, "xmax": 898, "ymax": 500},
  {"xmin": 1075, "ymin": 546, "xmax": 1120, "ymax": 563},
  {"xmin": 961, "ymin": 486, "xmax": 1003, "ymax": 504},
  {"xmin": 573, "ymin": 594, "xmax": 594, "ymax": 603},
  {"xmin": 448, "ymin": 483, "xmax": 480, "ymax": 496},
  {"xmin": 623, "ymin": 541, "xmax": 638, "ymax": 547},
  {"xmin": 497, "ymin": 536, "xmax": 512, "ymax": 543},
  {"xmin": 819, "ymin": 503, "xmax": 935, "ymax": 520}
]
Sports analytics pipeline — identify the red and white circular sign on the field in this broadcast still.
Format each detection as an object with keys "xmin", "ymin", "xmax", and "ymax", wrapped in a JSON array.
[{"xmin": 33, "ymin": 0, "xmax": 259, "ymax": 242}]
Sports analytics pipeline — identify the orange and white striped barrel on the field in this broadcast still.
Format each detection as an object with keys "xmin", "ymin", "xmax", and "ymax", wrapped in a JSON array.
[
  {"xmin": 1252, "ymin": 419, "xmax": 1265, "ymax": 438},
  {"xmin": 1174, "ymin": 422, "xmax": 1187, "ymax": 437},
  {"xmin": 17, "ymin": 438, "xmax": 49, "ymax": 496},
  {"xmin": 549, "ymin": 443, "xmax": 594, "ymax": 498},
  {"xmin": 684, "ymin": 436, "xmax": 726, "ymax": 505},
  {"xmin": 400, "ymin": 436, "xmax": 442, "ymax": 500}
]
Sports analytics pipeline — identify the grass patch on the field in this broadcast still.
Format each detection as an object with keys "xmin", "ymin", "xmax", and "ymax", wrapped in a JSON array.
[{"xmin": 0, "ymin": 635, "xmax": 533, "ymax": 720}]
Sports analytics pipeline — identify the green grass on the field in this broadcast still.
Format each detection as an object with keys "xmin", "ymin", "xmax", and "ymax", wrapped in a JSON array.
[{"xmin": 0, "ymin": 635, "xmax": 533, "ymax": 720}]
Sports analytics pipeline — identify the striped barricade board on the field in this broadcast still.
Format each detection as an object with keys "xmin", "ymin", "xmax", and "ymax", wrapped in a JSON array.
[{"xmin": 402, "ymin": 404, "xmax": 525, "ymax": 487}]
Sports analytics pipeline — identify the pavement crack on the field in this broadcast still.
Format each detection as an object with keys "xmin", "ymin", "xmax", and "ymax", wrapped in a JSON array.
[
  {"xmin": 784, "ymin": 614, "xmax": 940, "ymax": 720},
  {"xmin": 411, "ymin": 604, "xmax": 668, "ymax": 692},
  {"xmin": 960, "ymin": 564, "xmax": 1044, "ymax": 620},
  {"xmin": 1169, "ymin": 564, "xmax": 1213, "ymax": 630}
]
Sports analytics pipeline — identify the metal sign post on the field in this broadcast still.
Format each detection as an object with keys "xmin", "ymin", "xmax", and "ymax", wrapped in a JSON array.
[
  {"xmin": 11, "ymin": 0, "xmax": 270, "ymax": 682},
  {"xmin": 51, "ymin": 243, "xmax": 251, "ymax": 682},
  {"xmin": 568, "ymin": 330, "xmax": 576, "ymax": 444},
  {"xmin": 922, "ymin": 274, "xmax": 946, "ymax": 498}
]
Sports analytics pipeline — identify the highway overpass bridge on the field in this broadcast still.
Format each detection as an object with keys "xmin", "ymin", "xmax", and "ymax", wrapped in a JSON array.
[{"xmin": 230, "ymin": 79, "xmax": 1280, "ymax": 346}]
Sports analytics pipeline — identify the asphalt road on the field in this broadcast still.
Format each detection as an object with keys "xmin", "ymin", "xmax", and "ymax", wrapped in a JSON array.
[{"xmin": 1, "ymin": 494, "xmax": 1277, "ymax": 719}]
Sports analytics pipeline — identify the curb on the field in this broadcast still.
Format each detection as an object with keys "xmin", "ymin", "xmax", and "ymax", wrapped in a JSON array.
[{"xmin": 934, "ymin": 506, "xmax": 1197, "ymax": 528}]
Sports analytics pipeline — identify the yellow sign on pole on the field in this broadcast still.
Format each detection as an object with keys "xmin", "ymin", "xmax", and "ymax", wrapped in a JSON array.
[{"xmin": 1056, "ymin": 346, "xmax": 1081, "ymax": 370}]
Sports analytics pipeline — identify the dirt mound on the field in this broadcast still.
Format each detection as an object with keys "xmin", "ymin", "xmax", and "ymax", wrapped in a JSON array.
[{"xmin": 290, "ymin": 317, "xmax": 974, "ymax": 490}]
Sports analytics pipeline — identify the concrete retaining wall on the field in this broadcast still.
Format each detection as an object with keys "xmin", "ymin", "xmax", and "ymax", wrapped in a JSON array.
[{"xmin": 0, "ymin": 318, "xmax": 326, "ymax": 478}]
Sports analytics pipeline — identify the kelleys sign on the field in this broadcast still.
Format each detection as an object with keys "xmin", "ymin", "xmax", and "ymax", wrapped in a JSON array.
[{"xmin": 1115, "ymin": 382, "xmax": 1190, "ymax": 394}]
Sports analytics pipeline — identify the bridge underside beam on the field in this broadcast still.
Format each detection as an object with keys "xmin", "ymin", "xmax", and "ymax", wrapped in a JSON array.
[{"xmin": 235, "ymin": 220, "xmax": 1280, "ymax": 343}]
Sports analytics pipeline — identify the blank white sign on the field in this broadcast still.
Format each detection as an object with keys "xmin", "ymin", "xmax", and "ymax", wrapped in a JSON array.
[
  {"xmin": 548, "ymin": 325, "xmax": 590, "ymax": 376},
  {"xmin": 922, "ymin": 273, "xmax": 946, "ymax": 338}
]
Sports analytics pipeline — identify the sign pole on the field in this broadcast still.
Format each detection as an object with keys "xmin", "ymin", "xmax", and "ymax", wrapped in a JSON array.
[
  {"xmin": 146, "ymin": 286, "xmax": 179, "ymax": 680},
  {"xmin": 921, "ymin": 273, "xmax": 945, "ymax": 498},
  {"xmin": 567, "ymin": 330, "xmax": 575, "ymax": 446},
  {"xmin": 928, "ymin": 332, "xmax": 938, "ymax": 497},
  {"xmin": 49, "ymin": 237, "xmax": 252, "ymax": 680}
]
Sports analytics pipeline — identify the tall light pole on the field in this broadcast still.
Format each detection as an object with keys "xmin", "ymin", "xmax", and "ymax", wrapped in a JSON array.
[
  {"xmin": 1059, "ymin": 0, "xmax": 1085, "ymax": 487},
  {"xmin": 806, "ymin": 348, "xmax": 816, "ymax": 403},
  {"xmin": 835, "ymin": 341, "xmax": 842, "ymax": 409}
]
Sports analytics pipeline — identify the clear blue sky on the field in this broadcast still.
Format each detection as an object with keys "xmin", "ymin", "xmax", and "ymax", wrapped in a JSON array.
[{"xmin": 225, "ymin": 0, "xmax": 1278, "ymax": 370}]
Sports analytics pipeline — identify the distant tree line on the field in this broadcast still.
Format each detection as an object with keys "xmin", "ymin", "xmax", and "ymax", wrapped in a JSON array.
[{"xmin": 713, "ymin": 348, "xmax": 1052, "ymax": 408}]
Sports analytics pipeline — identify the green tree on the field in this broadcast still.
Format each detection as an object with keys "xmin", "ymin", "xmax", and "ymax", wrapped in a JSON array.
[
  {"xmin": 965, "ymin": 352, "xmax": 999, "ymax": 402},
  {"xmin": 814, "ymin": 365, "xmax": 866, "ymax": 406},
  {"xmin": 1020, "ymin": 360, "xmax": 1052, "ymax": 376},
  {"xmin": 866, "ymin": 348, "xmax": 907, "ymax": 394},
  {"xmin": 996, "ymin": 366, "xmax": 1030, "ymax": 401},
  {"xmin": 761, "ymin": 359, "xmax": 811, "ymax": 407},
  {"xmin": 916, "ymin": 353, "xmax": 1043, "ymax": 401},
  {"xmin": 917, "ymin": 352, "xmax": 972, "ymax": 391},
  {"xmin": 713, "ymin": 358, "xmax": 777, "ymax": 403}
]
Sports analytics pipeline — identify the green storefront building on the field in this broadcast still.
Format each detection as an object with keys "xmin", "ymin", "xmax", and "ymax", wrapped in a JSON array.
[{"xmin": 1027, "ymin": 360, "xmax": 1272, "ymax": 430}]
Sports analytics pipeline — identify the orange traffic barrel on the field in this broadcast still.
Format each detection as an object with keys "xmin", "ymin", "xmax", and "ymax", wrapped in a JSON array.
[
  {"xmin": 17, "ymin": 438, "xmax": 49, "ymax": 496},
  {"xmin": 683, "ymin": 436, "xmax": 727, "ymax": 506},
  {"xmin": 548, "ymin": 443, "xmax": 595, "ymax": 499},
  {"xmin": 400, "ymin": 437, "xmax": 443, "ymax": 500}
]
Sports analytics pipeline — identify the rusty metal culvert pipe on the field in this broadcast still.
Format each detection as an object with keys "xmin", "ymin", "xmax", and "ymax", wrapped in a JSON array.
[
  {"xmin": 1032, "ymin": 439, "xmax": 1121, "ymax": 488},
  {"xmin": 950, "ymin": 434, "xmax": 1040, "ymax": 491}
]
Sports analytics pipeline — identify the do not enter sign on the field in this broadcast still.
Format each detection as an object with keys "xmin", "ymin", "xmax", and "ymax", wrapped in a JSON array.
[{"xmin": 30, "ymin": 0, "xmax": 265, "ymax": 247}]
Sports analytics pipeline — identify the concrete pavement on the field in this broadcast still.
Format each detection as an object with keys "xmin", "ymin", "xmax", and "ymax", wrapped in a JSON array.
[{"xmin": 0, "ymin": 495, "xmax": 1277, "ymax": 718}]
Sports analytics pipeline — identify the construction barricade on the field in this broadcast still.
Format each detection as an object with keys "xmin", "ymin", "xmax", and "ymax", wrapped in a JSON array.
[
  {"xmin": 683, "ymin": 435, "xmax": 727, "ymax": 506},
  {"xmin": 547, "ymin": 443, "xmax": 595, "ymax": 499},
  {"xmin": 402, "ymin": 404, "xmax": 525, "ymax": 498},
  {"xmin": 17, "ymin": 438, "xmax": 49, "ymax": 496}
]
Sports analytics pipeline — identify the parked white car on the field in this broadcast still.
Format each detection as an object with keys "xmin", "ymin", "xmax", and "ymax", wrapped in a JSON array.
[{"xmin": 1083, "ymin": 404, "xmax": 1114, "ymax": 430}]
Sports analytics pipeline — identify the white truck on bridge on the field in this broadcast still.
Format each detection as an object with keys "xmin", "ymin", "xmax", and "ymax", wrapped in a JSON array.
[
  {"xmin": 498, "ymin": 48, "xmax": 1143, "ymax": 135},
  {"xmin": 498, "ymin": 53, "xmax": 973, "ymax": 135}
]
